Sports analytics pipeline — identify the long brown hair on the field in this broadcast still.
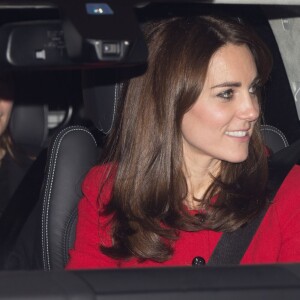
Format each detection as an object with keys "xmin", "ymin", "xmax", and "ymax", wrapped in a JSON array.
[{"xmin": 100, "ymin": 15, "xmax": 273, "ymax": 262}]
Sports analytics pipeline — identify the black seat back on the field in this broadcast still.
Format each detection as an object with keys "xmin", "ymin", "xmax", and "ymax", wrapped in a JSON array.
[
  {"xmin": 39, "ymin": 72, "xmax": 126, "ymax": 269},
  {"xmin": 41, "ymin": 126, "xmax": 98, "ymax": 270}
]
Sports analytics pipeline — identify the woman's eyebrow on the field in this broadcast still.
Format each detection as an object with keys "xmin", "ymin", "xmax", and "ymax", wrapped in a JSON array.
[
  {"xmin": 211, "ymin": 82, "xmax": 241, "ymax": 89},
  {"xmin": 211, "ymin": 76, "xmax": 260, "ymax": 89}
]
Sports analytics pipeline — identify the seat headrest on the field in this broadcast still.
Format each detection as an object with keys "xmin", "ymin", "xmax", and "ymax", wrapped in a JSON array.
[
  {"xmin": 82, "ymin": 69, "xmax": 126, "ymax": 135},
  {"xmin": 82, "ymin": 67, "xmax": 145, "ymax": 134},
  {"xmin": 260, "ymin": 124, "xmax": 289, "ymax": 154},
  {"xmin": 9, "ymin": 104, "xmax": 48, "ymax": 151},
  {"xmin": 83, "ymin": 82, "xmax": 122, "ymax": 135}
]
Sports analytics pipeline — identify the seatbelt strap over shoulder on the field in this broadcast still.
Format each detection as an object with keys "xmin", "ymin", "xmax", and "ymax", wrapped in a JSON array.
[
  {"xmin": 207, "ymin": 206, "xmax": 268, "ymax": 266},
  {"xmin": 207, "ymin": 139, "xmax": 300, "ymax": 266}
]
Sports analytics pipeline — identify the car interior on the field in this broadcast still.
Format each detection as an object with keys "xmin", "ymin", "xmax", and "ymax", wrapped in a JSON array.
[{"xmin": 0, "ymin": 0, "xmax": 300, "ymax": 299}]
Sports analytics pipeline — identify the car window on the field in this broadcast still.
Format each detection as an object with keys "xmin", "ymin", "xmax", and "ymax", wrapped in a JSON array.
[{"xmin": 0, "ymin": 1, "xmax": 300, "ymax": 299}]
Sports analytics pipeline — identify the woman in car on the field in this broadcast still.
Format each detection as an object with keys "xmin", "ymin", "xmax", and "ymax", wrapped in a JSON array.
[
  {"xmin": 0, "ymin": 73, "xmax": 34, "ymax": 216},
  {"xmin": 66, "ymin": 15, "xmax": 300, "ymax": 268}
]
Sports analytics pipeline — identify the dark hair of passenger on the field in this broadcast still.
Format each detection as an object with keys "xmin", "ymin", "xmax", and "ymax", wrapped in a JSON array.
[
  {"xmin": 0, "ymin": 73, "xmax": 15, "ymax": 163},
  {"xmin": 99, "ymin": 15, "xmax": 273, "ymax": 262},
  {"xmin": 0, "ymin": 131, "xmax": 14, "ymax": 159}
]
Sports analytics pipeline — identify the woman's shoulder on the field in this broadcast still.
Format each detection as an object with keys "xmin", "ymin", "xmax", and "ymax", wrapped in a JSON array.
[
  {"xmin": 275, "ymin": 164, "xmax": 300, "ymax": 196},
  {"xmin": 82, "ymin": 163, "xmax": 116, "ymax": 205},
  {"xmin": 271, "ymin": 164, "xmax": 300, "ymax": 222},
  {"xmin": 83, "ymin": 163, "xmax": 115, "ymax": 184}
]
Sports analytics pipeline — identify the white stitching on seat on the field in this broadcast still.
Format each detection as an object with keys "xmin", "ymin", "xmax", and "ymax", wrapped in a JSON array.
[
  {"xmin": 260, "ymin": 124, "xmax": 289, "ymax": 148},
  {"xmin": 41, "ymin": 128, "xmax": 64, "ymax": 271},
  {"xmin": 42, "ymin": 127, "xmax": 97, "ymax": 270},
  {"xmin": 63, "ymin": 208, "xmax": 78, "ymax": 265},
  {"xmin": 106, "ymin": 83, "xmax": 121, "ymax": 134},
  {"xmin": 42, "ymin": 126, "xmax": 97, "ymax": 271}
]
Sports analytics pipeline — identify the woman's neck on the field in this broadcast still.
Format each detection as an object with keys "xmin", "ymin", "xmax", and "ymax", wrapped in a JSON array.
[{"xmin": 183, "ymin": 158, "xmax": 220, "ymax": 209}]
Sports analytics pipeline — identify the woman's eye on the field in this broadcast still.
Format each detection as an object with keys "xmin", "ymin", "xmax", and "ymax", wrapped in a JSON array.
[
  {"xmin": 217, "ymin": 89, "xmax": 234, "ymax": 100},
  {"xmin": 249, "ymin": 86, "xmax": 256, "ymax": 94},
  {"xmin": 249, "ymin": 84, "xmax": 261, "ymax": 95}
]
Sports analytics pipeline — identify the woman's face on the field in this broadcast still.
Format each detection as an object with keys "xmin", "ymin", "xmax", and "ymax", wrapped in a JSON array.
[
  {"xmin": 0, "ymin": 98, "xmax": 13, "ymax": 136},
  {"xmin": 181, "ymin": 43, "xmax": 260, "ymax": 170}
]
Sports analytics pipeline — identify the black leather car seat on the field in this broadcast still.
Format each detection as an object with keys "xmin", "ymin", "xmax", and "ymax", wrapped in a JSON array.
[
  {"xmin": 3, "ymin": 74, "xmax": 122, "ymax": 270},
  {"xmin": 41, "ymin": 126, "xmax": 98, "ymax": 270},
  {"xmin": 40, "ymin": 78, "xmax": 124, "ymax": 270}
]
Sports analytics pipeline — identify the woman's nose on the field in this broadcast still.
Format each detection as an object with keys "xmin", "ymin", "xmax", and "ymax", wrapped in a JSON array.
[{"xmin": 238, "ymin": 94, "xmax": 260, "ymax": 122}]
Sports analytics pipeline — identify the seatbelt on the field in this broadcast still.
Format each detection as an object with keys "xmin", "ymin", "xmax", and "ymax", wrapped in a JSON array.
[{"xmin": 207, "ymin": 139, "xmax": 300, "ymax": 266}]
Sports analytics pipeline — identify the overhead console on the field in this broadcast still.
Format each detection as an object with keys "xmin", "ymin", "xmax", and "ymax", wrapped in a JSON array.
[
  {"xmin": 0, "ymin": 0, "xmax": 298, "ymax": 70},
  {"xmin": 0, "ymin": 0, "xmax": 148, "ymax": 69}
]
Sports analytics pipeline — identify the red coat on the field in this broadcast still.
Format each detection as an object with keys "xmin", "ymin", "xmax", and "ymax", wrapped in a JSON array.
[{"xmin": 66, "ymin": 164, "xmax": 300, "ymax": 269}]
